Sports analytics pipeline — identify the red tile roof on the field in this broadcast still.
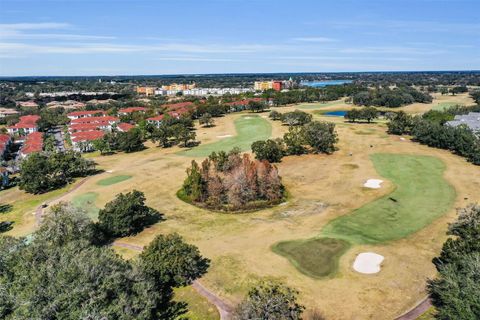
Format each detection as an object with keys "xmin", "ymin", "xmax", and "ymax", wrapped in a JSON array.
[
  {"xmin": 117, "ymin": 123, "xmax": 135, "ymax": 132},
  {"xmin": 67, "ymin": 110, "xmax": 106, "ymax": 117},
  {"xmin": 163, "ymin": 102, "xmax": 195, "ymax": 110},
  {"xmin": 226, "ymin": 98, "xmax": 264, "ymax": 106},
  {"xmin": 21, "ymin": 132, "xmax": 43, "ymax": 154},
  {"xmin": 147, "ymin": 114, "xmax": 165, "ymax": 122},
  {"xmin": 71, "ymin": 130, "xmax": 105, "ymax": 142},
  {"xmin": 7, "ymin": 115, "xmax": 40, "ymax": 129},
  {"xmin": 119, "ymin": 107, "xmax": 147, "ymax": 113},
  {"xmin": 69, "ymin": 123, "xmax": 105, "ymax": 132},
  {"xmin": 70, "ymin": 116, "xmax": 119, "ymax": 124}
]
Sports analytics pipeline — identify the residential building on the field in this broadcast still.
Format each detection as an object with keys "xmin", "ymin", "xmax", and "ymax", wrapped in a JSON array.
[
  {"xmin": 71, "ymin": 131, "xmax": 105, "ymax": 152},
  {"xmin": 136, "ymin": 86, "xmax": 156, "ymax": 96},
  {"xmin": 161, "ymin": 83, "xmax": 196, "ymax": 91},
  {"xmin": 0, "ymin": 134, "xmax": 12, "ymax": 159},
  {"xmin": 254, "ymin": 80, "xmax": 284, "ymax": 92},
  {"xmin": 7, "ymin": 115, "xmax": 40, "ymax": 135},
  {"xmin": 70, "ymin": 116, "xmax": 119, "ymax": 125},
  {"xmin": 67, "ymin": 110, "xmax": 106, "ymax": 120},
  {"xmin": 17, "ymin": 101, "xmax": 39, "ymax": 108},
  {"xmin": 0, "ymin": 108, "xmax": 19, "ymax": 118},
  {"xmin": 146, "ymin": 114, "xmax": 165, "ymax": 127},
  {"xmin": 446, "ymin": 112, "xmax": 480, "ymax": 133},
  {"xmin": 117, "ymin": 123, "xmax": 135, "ymax": 132},
  {"xmin": 19, "ymin": 132, "xmax": 43, "ymax": 158},
  {"xmin": 118, "ymin": 107, "xmax": 147, "ymax": 115}
]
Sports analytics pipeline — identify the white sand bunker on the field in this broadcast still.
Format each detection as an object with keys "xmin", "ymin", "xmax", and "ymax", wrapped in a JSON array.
[
  {"xmin": 106, "ymin": 170, "xmax": 114, "ymax": 173},
  {"xmin": 364, "ymin": 179, "xmax": 383, "ymax": 189},
  {"xmin": 353, "ymin": 252, "xmax": 384, "ymax": 274},
  {"xmin": 217, "ymin": 134, "xmax": 233, "ymax": 138},
  {"xmin": 243, "ymin": 116, "xmax": 252, "ymax": 119}
]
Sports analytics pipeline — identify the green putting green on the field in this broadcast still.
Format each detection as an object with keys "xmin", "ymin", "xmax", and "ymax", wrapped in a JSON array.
[
  {"xmin": 96, "ymin": 175, "xmax": 132, "ymax": 186},
  {"xmin": 272, "ymin": 238, "xmax": 350, "ymax": 278},
  {"xmin": 72, "ymin": 192, "xmax": 100, "ymax": 220},
  {"xmin": 273, "ymin": 153, "xmax": 456, "ymax": 278},
  {"xmin": 179, "ymin": 114, "xmax": 272, "ymax": 157},
  {"xmin": 321, "ymin": 154, "xmax": 456, "ymax": 244}
]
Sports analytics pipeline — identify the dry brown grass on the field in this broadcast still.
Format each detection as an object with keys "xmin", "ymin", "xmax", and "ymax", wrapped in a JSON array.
[{"xmin": 3, "ymin": 105, "xmax": 479, "ymax": 319}]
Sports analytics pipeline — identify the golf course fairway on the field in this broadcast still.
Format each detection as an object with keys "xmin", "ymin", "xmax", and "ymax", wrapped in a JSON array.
[
  {"xmin": 179, "ymin": 114, "xmax": 271, "ymax": 157},
  {"xmin": 274, "ymin": 153, "xmax": 456, "ymax": 278}
]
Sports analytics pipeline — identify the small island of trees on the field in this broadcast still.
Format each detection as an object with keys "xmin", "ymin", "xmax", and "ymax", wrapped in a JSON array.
[{"xmin": 179, "ymin": 149, "xmax": 285, "ymax": 212}]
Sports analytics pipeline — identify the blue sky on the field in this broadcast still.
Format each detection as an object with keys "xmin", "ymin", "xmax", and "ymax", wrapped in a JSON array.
[{"xmin": 0, "ymin": 0, "xmax": 479, "ymax": 76}]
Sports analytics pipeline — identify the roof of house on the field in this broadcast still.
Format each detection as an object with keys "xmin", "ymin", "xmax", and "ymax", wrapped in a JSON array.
[
  {"xmin": 70, "ymin": 116, "xmax": 119, "ymax": 124},
  {"xmin": 21, "ymin": 132, "xmax": 43, "ymax": 154},
  {"xmin": 119, "ymin": 107, "xmax": 147, "ymax": 113},
  {"xmin": 7, "ymin": 115, "xmax": 40, "ymax": 129},
  {"xmin": 117, "ymin": 123, "xmax": 135, "ymax": 132},
  {"xmin": 447, "ymin": 112, "xmax": 480, "ymax": 131},
  {"xmin": 67, "ymin": 110, "xmax": 106, "ymax": 117},
  {"xmin": 0, "ymin": 108, "xmax": 19, "ymax": 115},
  {"xmin": 69, "ymin": 123, "xmax": 105, "ymax": 132},
  {"xmin": 226, "ymin": 98, "xmax": 264, "ymax": 106},
  {"xmin": 0, "ymin": 134, "xmax": 11, "ymax": 144},
  {"xmin": 163, "ymin": 102, "xmax": 195, "ymax": 110},
  {"xmin": 147, "ymin": 114, "xmax": 165, "ymax": 122},
  {"xmin": 71, "ymin": 130, "xmax": 105, "ymax": 142}
]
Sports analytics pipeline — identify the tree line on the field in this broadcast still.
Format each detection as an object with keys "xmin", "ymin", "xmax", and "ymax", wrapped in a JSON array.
[
  {"xmin": 387, "ymin": 110, "xmax": 480, "ymax": 165},
  {"xmin": 251, "ymin": 110, "xmax": 338, "ymax": 163},
  {"xmin": 352, "ymin": 86, "xmax": 433, "ymax": 108}
]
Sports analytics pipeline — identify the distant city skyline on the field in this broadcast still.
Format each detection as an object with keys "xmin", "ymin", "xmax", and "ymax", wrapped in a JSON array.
[{"xmin": 0, "ymin": 0, "xmax": 479, "ymax": 76}]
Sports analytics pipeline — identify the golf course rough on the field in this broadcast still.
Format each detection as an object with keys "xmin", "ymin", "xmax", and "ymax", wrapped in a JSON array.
[
  {"xmin": 178, "ymin": 114, "xmax": 272, "ymax": 157},
  {"xmin": 273, "ymin": 153, "xmax": 456, "ymax": 278}
]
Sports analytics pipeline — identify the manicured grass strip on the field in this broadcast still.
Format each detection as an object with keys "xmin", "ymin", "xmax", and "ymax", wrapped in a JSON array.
[
  {"xmin": 272, "ymin": 238, "xmax": 350, "ymax": 279},
  {"xmin": 178, "ymin": 115, "xmax": 272, "ymax": 157},
  {"xmin": 72, "ymin": 192, "xmax": 100, "ymax": 220},
  {"xmin": 432, "ymin": 102, "xmax": 459, "ymax": 111},
  {"xmin": 174, "ymin": 286, "xmax": 220, "ymax": 320},
  {"xmin": 96, "ymin": 175, "xmax": 132, "ymax": 186},
  {"xmin": 321, "ymin": 154, "xmax": 456, "ymax": 244}
]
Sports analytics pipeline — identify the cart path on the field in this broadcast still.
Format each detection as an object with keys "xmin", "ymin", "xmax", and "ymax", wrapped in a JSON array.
[
  {"xmin": 35, "ymin": 176, "xmax": 92, "ymax": 226},
  {"xmin": 394, "ymin": 297, "xmax": 432, "ymax": 320},
  {"xmin": 112, "ymin": 241, "xmax": 234, "ymax": 320}
]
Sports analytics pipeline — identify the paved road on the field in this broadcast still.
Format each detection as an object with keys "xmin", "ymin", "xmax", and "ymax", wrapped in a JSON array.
[
  {"xmin": 52, "ymin": 126, "xmax": 65, "ymax": 152},
  {"xmin": 112, "ymin": 241, "xmax": 234, "ymax": 320}
]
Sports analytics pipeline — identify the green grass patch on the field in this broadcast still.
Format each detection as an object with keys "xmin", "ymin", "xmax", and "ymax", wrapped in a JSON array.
[
  {"xmin": 272, "ymin": 238, "xmax": 350, "ymax": 278},
  {"xmin": 96, "ymin": 175, "xmax": 132, "ymax": 186},
  {"xmin": 72, "ymin": 192, "xmax": 100, "ymax": 220},
  {"xmin": 432, "ymin": 102, "xmax": 460, "ymax": 111},
  {"xmin": 174, "ymin": 286, "xmax": 220, "ymax": 320},
  {"xmin": 417, "ymin": 307, "xmax": 436, "ymax": 320},
  {"xmin": 321, "ymin": 154, "xmax": 456, "ymax": 244},
  {"xmin": 178, "ymin": 115, "xmax": 272, "ymax": 157}
]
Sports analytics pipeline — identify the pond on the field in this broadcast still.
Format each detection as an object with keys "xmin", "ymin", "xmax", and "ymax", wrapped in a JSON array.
[
  {"xmin": 324, "ymin": 110, "xmax": 347, "ymax": 117},
  {"xmin": 301, "ymin": 80, "xmax": 353, "ymax": 87}
]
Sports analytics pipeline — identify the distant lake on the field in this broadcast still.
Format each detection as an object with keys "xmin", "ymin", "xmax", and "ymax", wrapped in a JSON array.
[
  {"xmin": 324, "ymin": 111, "xmax": 347, "ymax": 117},
  {"xmin": 301, "ymin": 80, "xmax": 353, "ymax": 87}
]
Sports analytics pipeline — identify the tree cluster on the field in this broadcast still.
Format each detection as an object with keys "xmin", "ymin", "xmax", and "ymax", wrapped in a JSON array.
[
  {"xmin": 387, "ymin": 111, "xmax": 480, "ymax": 165},
  {"xmin": 344, "ymin": 107, "xmax": 378, "ymax": 123},
  {"xmin": 353, "ymin": 86, "xmax": 432, "ymax": 108},
  {"xmin": 234, "ymin": 280, "xmax": 305, "ymax": 320},
  {"xmin": 279, "ymin": 110, "xmax": 313, "ymax": 126},
  {"xmin": 180, "ymin": 149, "xmax": 284, "ymax": 211},
  {"xmin": 92, "ymin": 127, "xmax": 145, "ymax": 154},
  {"xmin": 427, "ymin": 204, "xmax": 480, "ymax": 320},
  {"xmin": 252, "ymin": 121, "xmax": 338, "ymax": 162},
  {"xmin": 98, "ymin": 190, "xmax": 161, "ymax": 238},
  {"xmin": 0, "ymin": 202, "xmax": 209, "ymax": 319},
  {"xmin": 19, "ymin": 151, "xmax": 95, "ymax": 194}
]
